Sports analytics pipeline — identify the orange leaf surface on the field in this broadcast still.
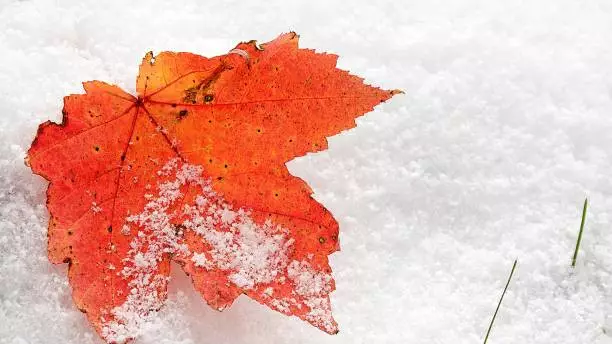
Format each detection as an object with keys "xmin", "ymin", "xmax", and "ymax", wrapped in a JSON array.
[{"xmin": 26, "ymin": 33, "xmax": 399, "ymax": 343}]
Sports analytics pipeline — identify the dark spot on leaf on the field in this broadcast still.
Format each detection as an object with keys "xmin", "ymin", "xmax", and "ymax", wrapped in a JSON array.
[
  {"xmin": 107, "ymin": 226, "xmax": 112, "ymax": 233},
  {"xmin": 224, "ymin": 164, "xmax": 228, "ymax": 168},
  {"xmin": 178, "ymin": 110, "xmax": 188, "ymax": 119},
  {"xmin": 94, "ymin": 146, "xmax": 100, "ymax": 152},
  {"xmin": 204, "ymin": 94, "xmax": 214, "ymax": 102},
  {"xmin": 319, "ymin": 237, "xmax": 326, "ymax": 244},
  {"xmin": 67, "ymin": 230, "xmax": 73, "ymax": 236},
  {"xmin": 120, "ymin": 154, "xmax": 126, "ymax": 161},
  {"xmin": 174, "ymin": 224, "xmax": 186, "ymax": 236},
  {"xmin": 184, "ymin": 87, "xmax": 198, "ymax": 104}
]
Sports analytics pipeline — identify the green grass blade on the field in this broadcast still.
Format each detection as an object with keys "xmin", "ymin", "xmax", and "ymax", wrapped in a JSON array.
[
  {"xmin": 571, "ymin": 198, "xmax": 588, "ymax": 268},
  {"xmin": 483, "ymin": 259, "xmax": 518, "ymax": 344}
]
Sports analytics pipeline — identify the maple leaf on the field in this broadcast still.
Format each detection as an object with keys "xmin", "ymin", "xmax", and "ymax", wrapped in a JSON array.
[{"xmin": 26, "ymin": 33, "xmax": 399, "ymax": 343}]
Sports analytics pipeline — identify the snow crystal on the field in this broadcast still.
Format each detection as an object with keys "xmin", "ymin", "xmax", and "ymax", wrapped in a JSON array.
[
  {"xmin": 263, "ymin": 287, "xmax": 274, "ymax": 297},
  {"xmin": 269, "ymin": 299, "xmax": 292, "ymax": 314},
  {"xmin": 155, "ymin": 125, "xmax": 168, "ymax": 135},
  {"xmin": 287, "ymin": 260, "xmax": 333, "ymax": 297},
  {"xmin": 191, "ymin": 252, "xmax": 212, "ymax": 270},
  {"xmin": 219, "ymin": 206, "xmax": 237, "ymax": 224},
  {"xmin": 121, "ymin": 225, "xmax": 131, "ymax": 236}
]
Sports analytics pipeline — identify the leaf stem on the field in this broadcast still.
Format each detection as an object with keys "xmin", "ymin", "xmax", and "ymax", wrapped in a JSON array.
[
  {"xmin": 571, "ymin": 198, "xmax": 588, "ymax": 268},
  {"xmin": 483, "ymin": 259, "xmax": 517, "ymax": 344}
]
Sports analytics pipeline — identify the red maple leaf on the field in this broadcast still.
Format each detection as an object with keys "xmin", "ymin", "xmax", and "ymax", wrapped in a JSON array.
[{"xmin": 26, "ymin": 33, "xmax": 399, "ymax": 343}]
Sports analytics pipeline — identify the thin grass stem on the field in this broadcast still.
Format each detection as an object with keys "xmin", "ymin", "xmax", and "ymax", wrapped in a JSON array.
[
  {"xmin": 483, "ymin": 259, "xmax": 517, "ymax": 344},
  {"xmin": 571, "ymin": 198, "xmax": 588, "ymax": 268}
]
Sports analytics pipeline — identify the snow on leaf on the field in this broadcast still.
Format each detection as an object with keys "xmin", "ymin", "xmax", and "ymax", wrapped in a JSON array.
[{"xmin": 26, "ymin": 32, "xmax": 400, "ymax": 343}]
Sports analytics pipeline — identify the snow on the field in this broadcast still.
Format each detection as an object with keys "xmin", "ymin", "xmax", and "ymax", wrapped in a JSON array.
[
  {"xmin": 174, "ymin": 161, "xmax": 295, "ymax": 292},
  {"xmin": 191, "ymin": 253, "xmax": 212, "ymax": 270},
  {"xmin": 1, "ymin": 0, "xmax": 612, "ymax": 343},
  {"xmin": 103, "ymin": 159, "xmax": 334, "ymax": 342},
  {"xmin": 287, "ymin": 261, "xmax": 333, "ymax": 298}
]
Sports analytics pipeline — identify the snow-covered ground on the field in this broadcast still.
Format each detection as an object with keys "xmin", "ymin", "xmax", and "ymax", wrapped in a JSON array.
[{"xmin": 2, "ymin": 0, "xmax": 612, "ymax": 343}]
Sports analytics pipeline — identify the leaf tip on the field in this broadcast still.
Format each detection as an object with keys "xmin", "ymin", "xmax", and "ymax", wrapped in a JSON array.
[
  {"xmin": 377, "ymin": 88, "xmax": 403, "ymax": 104},
  {"xmin": 143, "ymin": 51, "xmax": 155, "ymax": 65},
  {"xmin": 262, "ymin": 32, "xmax": 300, "ymax": 50},
  {"xmin": 244, "ymin": 39, "xmax": 264, "ymax": 51},
  {"xmin": 287, "ymin": 31, "xmax": 299, "ymax": 40}
]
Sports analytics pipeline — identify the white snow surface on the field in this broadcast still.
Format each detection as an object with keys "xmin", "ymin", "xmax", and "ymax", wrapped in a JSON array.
[{"xmin": 1, "ymin": 0, "xmax": 612, "ymax": 343}]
